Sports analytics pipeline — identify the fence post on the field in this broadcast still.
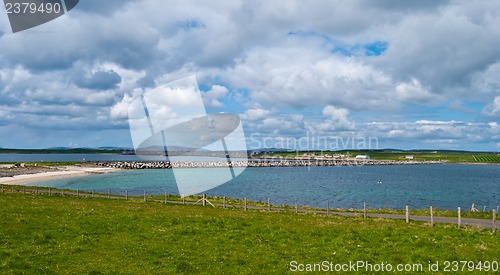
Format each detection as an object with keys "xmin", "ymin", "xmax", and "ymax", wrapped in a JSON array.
[
  {"xmin": 144, "ymin": 191, "xmax": 146, "ymax": 202},
  {"xmin": 268, "ymin": 198, "xmax": 271, "ymax": 211},
  {"xmin": 364, "ymin": 202, "xmax": 367, "ymax": 219},
  {"xmin": 493, "ymin": 210, "xmax": 497, "ymax": 234},
  {"xmin": 244, "ymin": 197, "xmax": 248, "ymax": 211},
  {"xmin": 49, "ymin": 188, "xmax": 51, "ymax": 196},
  {"xmin": 182, "ymin": 195, "xmax": 185, "ymax": 205},
  {"xmin": 430, "ymin": 206, "xmax": 434, "ymax": 226},
  {"xmin": 458, "ymin": 207, "xmax": 461, "ymax": 228},
  {"xmin": 77, "ymin": 189, "xmax": 79, "ymax": 197},
  {"xmin": 35, "ymin": 187, "xmax": 38, "ymax": 195},
  {"xmin": 61, "ymin": 189, "xmax": 64, "ymax": 197},
  {"xmin": 203, "ymin": 194, "xmax": 207, "ymax": 207},
  {"xmin": 165, "ymin": 192, "xmax": 167, "ymax": 204},
  {"xmin": 405, "ymin": 205, "xmax": 410, "ymax": 223},
  {"xmin": 295, "ymin": 198, "xmax": 298, "ymax": 214},
  {"xmin": 108, "ymin": 190, "xmax": 110, "ymax": 199},
  {"xmin": 223, "ymin": 196, "xmax": 226, "ymax": 208},
  {"xmin": 326, "ymin": 200, "xmax": 330, "ymax": 215},
  {"xmin": 125, "ymin": 190, "xmax": 128, "ymax": 200},
  {"xmin": 91, "ymin": 190, "xmax": 94, "ymax": 198}
]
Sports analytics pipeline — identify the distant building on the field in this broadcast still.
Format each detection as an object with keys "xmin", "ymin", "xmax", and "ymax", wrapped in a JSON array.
[
  {"xmin": 405, "ymin": 155, "xmax": 414, "ymax": 160},
  {"xmin": 355, "ymin": 155, "xmax": 370, "ymax": 159}
]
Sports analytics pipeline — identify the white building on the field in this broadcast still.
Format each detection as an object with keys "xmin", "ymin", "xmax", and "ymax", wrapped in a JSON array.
[{"xmin": 355, "ymin": 155, "xmax": 370, "ymax": 159}]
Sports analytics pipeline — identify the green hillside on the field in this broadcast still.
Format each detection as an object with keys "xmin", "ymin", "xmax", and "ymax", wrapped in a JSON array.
[{"xmin": 0, "ymin": 192, "xmax": 498, "ymax": 274}]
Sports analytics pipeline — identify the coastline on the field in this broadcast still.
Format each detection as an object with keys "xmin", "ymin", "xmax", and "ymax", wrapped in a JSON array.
[{"xmin": 0, "ymin": 166, "xmax": 121, "ymax": 186}]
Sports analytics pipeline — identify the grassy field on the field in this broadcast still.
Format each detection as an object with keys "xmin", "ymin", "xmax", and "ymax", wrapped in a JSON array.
[
  {"xmin": 473, "ymin": 155, "xmax": 500, "ymax": 163},
  {"xmin": 261, "ymin": 150, "xmax": 500, "ymax": 163},
  {"xmin": 1, "ymin": 192, "xmax": 498, "ymax": 274}
]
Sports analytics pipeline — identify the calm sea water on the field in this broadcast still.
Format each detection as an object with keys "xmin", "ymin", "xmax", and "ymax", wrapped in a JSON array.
[{"xmin": 29, "ymin": 163, "xmax": 499, "ymax": 211}]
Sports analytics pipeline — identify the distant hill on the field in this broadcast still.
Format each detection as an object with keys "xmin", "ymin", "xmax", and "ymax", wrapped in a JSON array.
[{"xmin": 0, "ymin": 147, "xmax": 129, "ymax": 154}]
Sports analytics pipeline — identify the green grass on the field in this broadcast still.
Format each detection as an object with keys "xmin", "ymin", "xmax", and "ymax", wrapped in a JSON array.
[
  {"xmin": 261, "ymin": 150, "xmax": 500, "ymax": 163},
  {"xmin": 0, "ymin": 193, "xmax": 498, "ymax": 274},
  {"xmin": 473, "ymin": 155, "xmax": 500, "ymax": 163}
]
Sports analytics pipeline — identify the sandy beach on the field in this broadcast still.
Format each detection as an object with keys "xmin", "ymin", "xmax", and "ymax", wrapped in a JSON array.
[{"xmin": 0, "ymin": 166, "xmax": 121, "ymax": 186}]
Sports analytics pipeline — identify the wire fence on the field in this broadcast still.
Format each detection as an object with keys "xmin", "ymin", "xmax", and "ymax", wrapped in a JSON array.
[{"xmin": 1, "ymin": 184, "xmax": 497, "ymax": 233}]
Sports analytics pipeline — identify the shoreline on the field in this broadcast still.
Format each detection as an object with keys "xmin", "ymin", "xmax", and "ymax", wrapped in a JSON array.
[{"xmin": 0, "ymin": 166, "xmax": 121, "ymax": 186}]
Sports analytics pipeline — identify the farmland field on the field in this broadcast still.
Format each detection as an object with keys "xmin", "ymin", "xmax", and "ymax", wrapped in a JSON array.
[{"xmin": 473, "ymin": 155, "xmax": 500, "ymax": 163}]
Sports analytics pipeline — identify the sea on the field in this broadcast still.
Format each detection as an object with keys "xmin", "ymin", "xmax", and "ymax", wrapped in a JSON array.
[{"xmin": 2, "ymin": 154, "xmax": 499, "ymax": 210}]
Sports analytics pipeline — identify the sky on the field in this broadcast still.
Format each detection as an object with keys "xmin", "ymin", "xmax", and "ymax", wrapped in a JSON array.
[{"xmin": 0, "ymin": 0, "xmax": 499, "ymax": 151}]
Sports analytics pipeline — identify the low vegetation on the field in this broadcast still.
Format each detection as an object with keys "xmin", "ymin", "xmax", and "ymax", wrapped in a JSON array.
[
  {"xmin": 473, "ymin": 155, "xmax": 500, "ymax": 163},
  {"xmin": 0, "ymin": 191, "xmax": 498, "ymax": 274},
  {"xmin": 261, "ymin": 150, "xmax": 500, "ymax": 163}
]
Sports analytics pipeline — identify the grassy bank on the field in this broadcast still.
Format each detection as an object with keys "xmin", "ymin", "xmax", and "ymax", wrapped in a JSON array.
[{"xmin": 0, "ymin": 192, "xmax": 498, "ymax": 274}]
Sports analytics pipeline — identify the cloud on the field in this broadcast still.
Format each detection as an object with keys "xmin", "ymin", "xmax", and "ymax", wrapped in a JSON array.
[
  {"xmin": 321, "ymin": 105, "xmax": 355, "ymax": 130},
  {"xmin": 224, "ymin": 46, "xmax": 398, "ymax": 111},
  {"xmin": 374, "ymin": 0, "xmax": 500, "ymax": 95},
  {"xmin": 1, "ymin": 0, "xmax": 500, "ymax": 150},
  {"xmin": 395, "ymin": 78, "xmax": 443, "ymax": 103},
  {"xmin": 74, "ymin": 70, "xmax": 122, "ymax": 90},
  {"xmin": 241, "ymin": 107, "xmax": 272, "ymax": 121},
  {"xmin": 202, "ymin": 85, "xmax": 228, "ymax": 108},
  {"xmin": 369, "ymin": 120, "xmax": 498, "ymax": 147},
  {"xmin": 482, "ymin": 96, "xmax": 500, "ymax": 118}
]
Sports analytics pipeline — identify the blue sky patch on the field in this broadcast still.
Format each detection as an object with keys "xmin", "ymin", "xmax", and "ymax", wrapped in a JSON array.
[
  {"xmin": 288, "ymin": 30, "xmax": 388, "ymax": 57},
  {"xmin": 176, "ymin": 19, "xmax": 206, "ymax": 31}
]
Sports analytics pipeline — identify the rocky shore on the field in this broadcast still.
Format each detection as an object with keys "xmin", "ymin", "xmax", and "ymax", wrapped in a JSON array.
[{"xmin": 96, "ymin": 159, "xmax": 447, "ymax": 169}]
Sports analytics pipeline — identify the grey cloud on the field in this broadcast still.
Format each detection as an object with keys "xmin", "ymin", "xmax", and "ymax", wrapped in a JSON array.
[
  {"xmin": 74, "ymin": 70, "xmax": 122, "ymax": 90},
  {"xmin": 73, "ymin": 0, "xmax": 137, "ymax": 15},
  {"xmin": 1, "ymin": 0, "xmax": 500, "ymax": 150},
  {"xmin": 366, "ymin": 0, "xmax": 452, "ymax": 11},
  {"xmin": 372, "ymin": 1, "xmax": 500, "ymax": 96}
]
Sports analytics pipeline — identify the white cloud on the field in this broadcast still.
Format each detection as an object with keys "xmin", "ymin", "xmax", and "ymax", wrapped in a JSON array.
[
  {"xmin": 224, "ymin": 46, "xmax": 398, "ymax": 111},
  {"xmin": 202, "ymin": 85, "xmax": 228, "ymax": 108},
  {"xmin": 364, "ymin": 120, "xmax": 498, "ymax": 146},
  {"xmin": 482, "ymin": 96, "xmax": 500, "ymax": 118},
  {"xmin": 241, "ymin": 107, "xmax": 272, "ymax": 121},
  {"xmin": 321, "ymin": 105, "xmax": 355, "ymax": 130},
  {"xmin": 395, "ymin": 78, "xmax": 443, "ymax": 103}
]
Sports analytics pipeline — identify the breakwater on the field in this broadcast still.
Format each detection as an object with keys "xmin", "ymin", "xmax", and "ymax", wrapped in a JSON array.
[{"xmin": 96, "ymin": 159, "xmax": 447, "ymax": 169}]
